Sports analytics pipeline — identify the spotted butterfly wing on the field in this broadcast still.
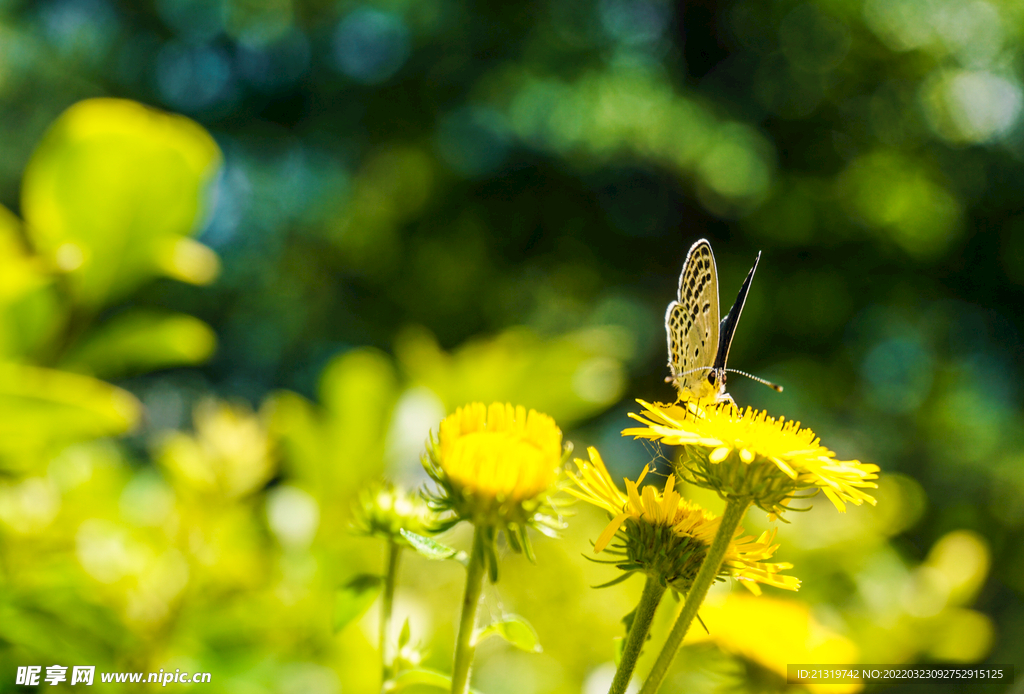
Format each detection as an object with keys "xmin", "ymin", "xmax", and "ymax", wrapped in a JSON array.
[
  {"xmin": 666, "ymin": 240, "xmax": 761, "ymax": 403},
  {"xmin": 665, "ymin": 240, "xmax": 720, "ymax": 401}
]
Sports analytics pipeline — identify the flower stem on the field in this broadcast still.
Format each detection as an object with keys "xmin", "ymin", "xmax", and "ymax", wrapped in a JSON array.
[
  {"xmin": 609, "ymin": 576, "xmax": 666, "ymax": 694},
  {"xmin": 451, "ymin": 526, "xmax": 487, "ymax": 694},
  {"xmin": 639, "ymin": 498, "xmax": 750, "ymax": 694},
  {"xmin": 381, "ymin": 539, "xmax": 401, "ymax": 682}
]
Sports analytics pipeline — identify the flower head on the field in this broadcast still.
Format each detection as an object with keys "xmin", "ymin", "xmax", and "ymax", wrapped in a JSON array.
[
  {"xmin": 352, "ymin": 480, "xmax": 437, "ymax": 545},
  {"xmin": 623, "ymin": 400, "xmax": 879, "ymax": 518},
  {"xmin": 569, "ymin": 447, "xmax": 799, "ymax": 595},
  {"xmin": 423, "ymin": 403, "xmax": 568, "ymax": 572},
  {"xmin": 435, "ymin": 402, "xmax": 562, "ymax": 505}
]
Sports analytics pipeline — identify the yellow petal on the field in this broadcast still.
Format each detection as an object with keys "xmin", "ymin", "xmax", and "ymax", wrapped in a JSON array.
[
  {"xmin": 641, "ymin": 484, "xmax": 661, "ymax": 522},
  {"xmin": 635, "ymin": 463, "xmax": 650, "ymax": 486},
  {"xmin": 770, "ymin": 456, "xmax": 797, "ymax": 478},
  {"xmin": 595, "ymin": 512, "xmax": 631, "ymax": 552},
  {"xmin": 709, "ymin": 446, "xmax": 731, "ymax": 463}
]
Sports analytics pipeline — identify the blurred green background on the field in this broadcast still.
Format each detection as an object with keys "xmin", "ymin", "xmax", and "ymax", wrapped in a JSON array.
[{"xmin": 0, "ymin": 0, "xmax": 1022, "ymax": 691}]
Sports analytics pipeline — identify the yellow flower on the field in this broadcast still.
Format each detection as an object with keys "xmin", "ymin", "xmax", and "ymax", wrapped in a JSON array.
[
  {"xmin": 423, "ymin": 403, "xmax": 568, "ymax": 571},
  {"xmin": 623, "ymin": 400, "xmax": 879, "ymax": 517},
  {"xmin": 685, "ymin": 592, "xmax": 862, "ymax": 694},
  {"xmin": 436, "ymin": 402, "xmax": 562, "ymax": 505},
  {"xmin": 569, "ymin": 447, "xmax": 799, "ymax": 595}
]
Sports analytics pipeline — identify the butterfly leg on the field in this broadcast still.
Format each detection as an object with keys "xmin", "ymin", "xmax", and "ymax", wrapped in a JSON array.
[{"xmin": 714, "ymin": 393, "xmax": 737, "ymax": 410}]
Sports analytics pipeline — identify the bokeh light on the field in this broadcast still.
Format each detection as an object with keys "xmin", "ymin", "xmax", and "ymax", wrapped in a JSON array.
[{"xmin": 331, "ymin": 8, "xmax": 410, "ymax": 84}]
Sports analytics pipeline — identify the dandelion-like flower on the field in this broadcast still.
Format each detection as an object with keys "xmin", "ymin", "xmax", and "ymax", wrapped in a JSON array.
[
  {"xmin": 423, "ymin": 403, "xmax": 568, "ymax": 570},
  {"xmin": 352, "ymin": 480, "xmax": 436, "ymax": 545},
  {"xmin": 568, "ymin": 447, "xmax": 799, "ymax": 595},
  {"xmin": 623, "ymin": 400, "xmax": 879, "ymax": 517},
  {"xmin": 425, "ymin": 403, "xmax": 571, "ymax": 693}
]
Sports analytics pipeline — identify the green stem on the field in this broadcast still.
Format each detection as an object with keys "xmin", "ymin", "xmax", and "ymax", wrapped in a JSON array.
[
  {"xmin": 639, "ymin": 498, "xmax": 750, "ymax": 694},
  {"xmin": 381, "ymin": 540, "xmax": 401, "ymax": 682},
  {"xmin": 609, "ymin": 576, "xmax": 666, "ymax": 694},
  {"xmin": 450, "ymin": 526, "xmax": 487, "ymax": 694}
]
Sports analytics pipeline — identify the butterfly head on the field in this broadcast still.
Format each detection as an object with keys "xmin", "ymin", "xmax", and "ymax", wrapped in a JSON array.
[
  {"xmin": 707, "ymin": 368, "xmax": 733, "ymax": 403},
  {"xmin": 667, "ymin": 365, "xmax": 731, "ymax": 404}
]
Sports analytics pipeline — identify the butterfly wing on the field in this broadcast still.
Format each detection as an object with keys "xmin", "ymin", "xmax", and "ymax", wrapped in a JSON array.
[
  {"xmin": 666, "ymin": 239, "xmax": 720, "ymax": 400},
  {"xmin": 713, "ymin": 251, "xmax": 760, "ymax": 371}
]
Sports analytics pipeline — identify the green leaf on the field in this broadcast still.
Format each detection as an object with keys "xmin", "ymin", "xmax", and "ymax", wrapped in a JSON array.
[
  {"xmin": 397, "ymin": 618, "xmax": 411, "ymax": 649},
  {"xmin": 269, "ymin": 348, "xmax": 399, "ymax": 500},
  {"xmin": 318, "ymin": 348, "xmax": 398, "ymax": 485},
  {"xmin": 592, "ymin": 572, "xmax": 635, "ymax": 589},
  {"xmin": 334, "ymin": 574, "xmax": 382, "ymax": 632},
  {"xmin": 400, "ymin": 529, "xmax": 459, "ymax": 561},
  {"xmin": 0, "ymin": 208, "xmax": 59, "ymax": 360},
  {"xmin": 0, "ymin": 363, "xmax": 141, "ymax": 467},
  {"xmin": 472, "ymin": 614, "xmax": 542, "ymax": 653},
  {"xmin": 21, "ymin": 98, "xmax": 222, "ymax": 307},
  {"xmin": 384, "ymin": 668, "xmax": 452, "ymax": 693},
  {"xmin": 60, "ymin": 310, "xmax": 216, "ymax": 378}
]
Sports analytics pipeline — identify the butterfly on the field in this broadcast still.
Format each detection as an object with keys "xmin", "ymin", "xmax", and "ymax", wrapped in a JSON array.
[{"xmin": 665, "ymin": 239, "xmax": 780, "ymax": 404}]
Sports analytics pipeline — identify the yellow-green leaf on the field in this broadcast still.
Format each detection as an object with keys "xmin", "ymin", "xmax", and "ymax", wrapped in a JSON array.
[
  {"xmin": 0, "ymin": 363, "xmax": 141, "ymax": 467},
  {"xmin": 395, "ymin": 326, "xmax": 629, "ymax": 427},
  {"xmin": 385, "ymin": 669, "xmax": 454, "ymax": 693},
  {"xmin": 60, "ymin": 310, "xmax": 216, "ymax": 378},
  {"xmin": 334, "ymin": 574, "xmax": 383, "ymax": 632},
  {"xmin": 21, "ymin": 98, "xmax": 222, "ymax": 307},
  {"xmin": 472, "ymin": 614, "xmax": 542, "ymax": 653},
  {"xmin": 400, "ymin": 529, "xmax": 462, "ymax": 562},
  {"xmin": 272, "ymin": 348, "xmax": 398, "ymax": 500},
  {"xmin": 0, "ymin": 205, "xmax": 59, "ymax": 359}
]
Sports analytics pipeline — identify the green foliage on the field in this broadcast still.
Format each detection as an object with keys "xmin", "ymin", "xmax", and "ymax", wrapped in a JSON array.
[
  {"xmin": 0, "ymin": 206, "xmax": 56, "ymax": 360},
  {"xmin": 0, "ymin": 98, "xmax": 235, "ymax": 685},
  {"xmin": 20, "ymin": 98, "xmax": 220, "ymax": 306},
  {"xmin": 334, "ymin": 575, "xmax": 384, "ymax": 633},
  {"xmin": 473, "ymin": 616, "xmax": 543, "ymax": 654},
  {"xmin": 60, "ymin": 310, "xmax": 216, "ymax": 378},
  {"xmin": 396, "ymin": 326, "xmax": 628, "ymax": 427},
  {"xmin": 386, "ymin": 668, "xmax": 456, "ymax": 692},
  {"xmin": 269, "ymin": 347, "xmax": 399, "ymax": 506},
  {"xmin": 0, "ymin": 363, "xmax": 141, "ymax": 470},
  {"xmin": 0, "ymin": 98, "xmax": 221, "ymax": 474},
  {"xmin": 400, "ymin": 530, "xmax": 464, "ymax": 564}
]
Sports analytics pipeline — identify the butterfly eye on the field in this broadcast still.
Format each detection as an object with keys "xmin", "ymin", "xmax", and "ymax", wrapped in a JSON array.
[{"xmin": 707, "ymin": 372, "xmax": 717, "ymax": 386}]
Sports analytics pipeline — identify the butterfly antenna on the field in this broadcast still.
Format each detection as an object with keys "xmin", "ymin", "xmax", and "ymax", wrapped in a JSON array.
[
  {"xmin": 676, "ymin": 366, "xmax": 714, "ymax": 377},
  {"xmin": 725, "ymin": 369, "xmax": 783, "ymax": 392},
  {"xmin": 664, "ymin": 366, "xmax": 712, "ymax": 384}
]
